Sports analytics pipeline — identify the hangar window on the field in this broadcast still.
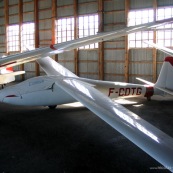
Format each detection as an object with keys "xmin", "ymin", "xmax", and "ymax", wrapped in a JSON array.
[
  {"xmin": 157, "ymin": 7, "xmax": 173, "ymax": 47},
  {"xmin": 78, "ymin": 14, "xmax": 98, "ymax": 49},
  {"xmin": 21, "ymin": 23, "xmax": 35, "ymax": 51},
  {"xmin": 7, "ymin": 25, "xmax": 20, "ymax": 52},
  {"xmin": 7, "ymin": 23, "xmax": 35, "ymax": 52},
  {"xmin": 128, "ymin": 9, "xmax": 154, "ymax": 48},
  {"xmin": 56, "ymin": 17, "xmax": 74, "ymax": 43},
  {"xmin": 128, "ymin": 9, "xmax": 154, "ymax": 26},
  {"xmin": 56, "ymin": 14, "xmax": 98, "ymax": 49},
  {"xmin": 157, "ymin": 7, "xmax": 173, "ymax": 20}
]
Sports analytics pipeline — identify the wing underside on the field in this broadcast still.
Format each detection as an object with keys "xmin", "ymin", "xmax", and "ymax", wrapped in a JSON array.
[{"xmin": 54, "ymin": 76, "xmax": 173, "ymax": 172}]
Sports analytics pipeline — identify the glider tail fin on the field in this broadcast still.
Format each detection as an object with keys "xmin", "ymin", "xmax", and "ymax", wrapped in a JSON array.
[{"xmin": 155, "ymin": 57, "xmax": 173, "ymax": 91}]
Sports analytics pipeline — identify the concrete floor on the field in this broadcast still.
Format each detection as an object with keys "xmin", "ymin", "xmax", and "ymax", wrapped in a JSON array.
[{"xmin": 0, "ymin": 96, "xmax": 172, "ymax": 173}]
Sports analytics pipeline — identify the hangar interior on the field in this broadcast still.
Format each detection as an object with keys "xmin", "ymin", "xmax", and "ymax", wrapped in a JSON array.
[
  {"xmin": 1, "ymin": 1, "xmax": 173, "ymax": 173},
  {"xmin": 0, "ymin": 0, "xmax": 173, "ymax": 82}
]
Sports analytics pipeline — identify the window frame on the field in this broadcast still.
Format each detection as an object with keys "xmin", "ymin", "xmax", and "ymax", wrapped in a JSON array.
[
  {"xmin": 78, "ymin": 14, "xmax": 98, "ymax": 49},
  {"xmin": 7, "ymin": 22, "xmax": 35, "ymax": 53},
  {"xmin": 128, "ymin": 9, "xmax": 154, "ymax": 48},
  {"xmin": 128, "ymin": 7, "xmax": 173, "ymax": 48},
  {"xmin": 7, "ymin": 24, "xmax": 20, "ymax": 52},
  {"xmin": 156, "ymin": 7, "xmax": 173, "ymax": 47},
  {"xmin": 55, "ymin": 14, "xmax": 99, "ymax": 49},
  {"xmin": 21, "ymin": 22, "xmax": 35, "ymax": 51},
  {"xmin": 55, "ymin": 17, "xmax": 75, "ymax": 44}
]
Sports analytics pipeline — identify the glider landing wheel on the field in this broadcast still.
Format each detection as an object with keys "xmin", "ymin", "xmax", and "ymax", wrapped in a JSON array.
[{"xmin": 48, "ymin": 105, "xmax": 57, "ymax": 109}]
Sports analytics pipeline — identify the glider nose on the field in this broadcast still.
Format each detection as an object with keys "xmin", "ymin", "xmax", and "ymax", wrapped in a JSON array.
[
  {"xmin": 0, "ymin": 90, "xmax": 7, "ymax": 102},
  {"xmin": 0, "ymin": 88, "xmax": 21, "ymax": 104}
]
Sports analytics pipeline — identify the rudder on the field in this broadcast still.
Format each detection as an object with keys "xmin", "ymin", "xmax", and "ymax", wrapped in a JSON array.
[{"xmin": 155, "ymin": 57, "xmax": 173, "ymax": 91}]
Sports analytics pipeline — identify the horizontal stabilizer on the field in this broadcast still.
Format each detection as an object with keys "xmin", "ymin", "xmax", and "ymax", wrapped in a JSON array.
[
  {"xmin": 136, "ymin": 78, "xmax": 154, "ymax": 86},
  {"xmin": 154, "ymin": 86, "xmax": 173, "ymax": 96},
  {"xmin": 136, "ymin": 78, "xmax": 173, "ymax": 96}
]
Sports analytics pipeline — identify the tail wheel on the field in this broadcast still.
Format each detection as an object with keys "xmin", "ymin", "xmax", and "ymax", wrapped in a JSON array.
[
  {"xmin": 145, "ymin": 86, "xmax": 154, "ymax": 101},
  {"xmin": 48, "ymin": 105, "xmax": 57, "ymax": 109}
]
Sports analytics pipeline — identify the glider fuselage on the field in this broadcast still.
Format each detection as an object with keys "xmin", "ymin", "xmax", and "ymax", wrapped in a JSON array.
[{"xmin": 0, "ymin": 75, "xmax": 153, "ymax": 106}]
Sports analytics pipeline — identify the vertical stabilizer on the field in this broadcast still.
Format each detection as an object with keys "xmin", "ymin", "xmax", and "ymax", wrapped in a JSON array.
[{"xmin": 155, "ymin": 57, "xmax": 173, "ymax": 91}]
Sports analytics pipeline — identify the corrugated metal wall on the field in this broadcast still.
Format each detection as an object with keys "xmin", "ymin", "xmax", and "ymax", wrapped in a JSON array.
[
  {"xmin": 103, "ymin": 0, "xmax": 126, "ymax": 81},
  {"xmin": 0, "ymin": 0, "xmax": 173, "ymax": 83},
  {"xmin": 129, "ymin": 49, "xmax": 153, "ymax": 82},
  {"xmin": 130, "ymin": 0, "xmax": 153, "ymax": 9},
  {"xmin": 79, "ymin": 49, "xmax": 98, "ymax": 79},
  {"xmin": 23, "ymin": 1, "xmax": 34, "ymax": 22},
  {"xmin": 157, "ymin": 0, "xmax": 173, "ymax": 7}
]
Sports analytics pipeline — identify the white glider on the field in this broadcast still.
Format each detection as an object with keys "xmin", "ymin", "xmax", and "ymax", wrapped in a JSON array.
[{"xmin": 0, "ymin": 18, "xmax": 173, "ymax": 172}]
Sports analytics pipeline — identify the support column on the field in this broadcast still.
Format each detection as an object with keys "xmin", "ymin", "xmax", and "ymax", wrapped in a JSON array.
[
  {"xmin": 74, "ymin": 0, "xmax": 79, "ymax": 76},
  {"xmin": 52, "ymin": 0, "xmax": 56, "ymax": 45},
  {"xmin": 52, "ymin": 0, "xmax": 58, "ymax": 62},
  {"xmin": 125, "ymin": 0, "xmax": 130, "ymax": 82},
  {"xmin": 19, "ymin": 0, "xmax": 25, "ymax": 80},
  {"xmin": 153, "ymin": 0, "xmax": 157, "ymax": 82},
  {"xmin": 34, "ymin": 0, "xmax": 40, "ymax": 76},
  {"xmin": 98, "ymin": 0, "xmax": 104, "ymax": 80},
  {"xmin": 4, "ymin": 0, "xmax": 9, "ymax": 54}
]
